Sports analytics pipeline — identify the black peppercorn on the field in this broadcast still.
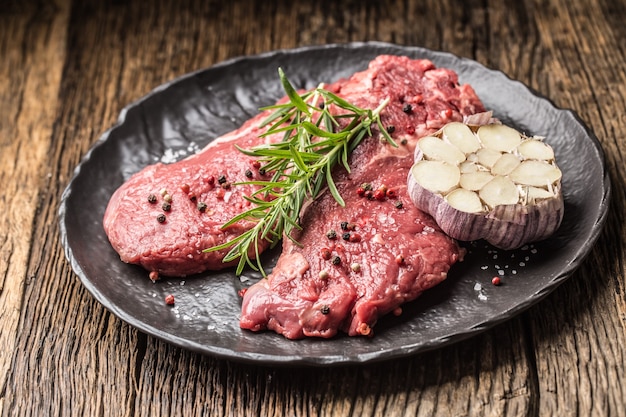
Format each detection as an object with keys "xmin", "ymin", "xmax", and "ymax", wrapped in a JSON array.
[
  {"xmin": 326, "ymin": 230, "xmax": 337, "ymax": 240},
  {"xmin": 332, "ymin": 256, "xmax": 341, "ymax": 265},
  {"xmin": 217, "ymin": 175, "xmax": 227, "ymax": 184},
  {"xmin": 320, "ymin": 305, "xmax": 330, "ymax": 315},
  {"xmin": 148, "ymin": 194, "xmax": 157, "ymax": 204},
  {"xmin": 156, "ymin": 214, "xmax": 166, "ymax": 223},
  {"xmin": 162, "ymin": 202, "xmax": 171, "ymax": 212},
  {"xmin": 402, "ymin": 103, "xmax": 413, "ymax": 113},
  {"xmin": 197, "ymin": 202, "xmax": 207, "ymax": 212}
]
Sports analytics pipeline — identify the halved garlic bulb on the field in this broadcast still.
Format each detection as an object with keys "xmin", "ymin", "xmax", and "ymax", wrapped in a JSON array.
[{"xmin": 407, "ymin": 121, "xmax": 564, "ymax": 250}]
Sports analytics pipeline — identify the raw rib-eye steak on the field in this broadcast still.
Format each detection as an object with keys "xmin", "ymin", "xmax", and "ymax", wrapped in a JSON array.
[
  {"xmin": 239, "ymin": 55, "xmax": 485, "ymax": 338},
  {"xmin": 240, "ymin": 151, "xmax": 465, "ymax": 338},
  {"xmin": 103, "ymin": 112, "xmax": 278, "ymax": 276}
]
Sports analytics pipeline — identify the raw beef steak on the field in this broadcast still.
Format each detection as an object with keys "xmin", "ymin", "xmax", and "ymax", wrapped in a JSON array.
[
  {"xmin": 103, "ymin": 112, "xmax": 279, "ymax": 276},
  {"xmin": 239, "ymin": 55, "xmax": 485, "ymax": 338}
]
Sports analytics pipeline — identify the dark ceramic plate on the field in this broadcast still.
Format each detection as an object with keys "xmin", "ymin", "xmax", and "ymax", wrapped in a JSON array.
[{"xmin": 59, "ymin": 42, "xmax": 610, "ymax": 366}]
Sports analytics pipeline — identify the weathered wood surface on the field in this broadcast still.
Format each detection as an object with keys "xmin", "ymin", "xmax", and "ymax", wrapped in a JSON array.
[{"xmin": 1, "ymin": 0, "xmax": 624, "ymax": 415}]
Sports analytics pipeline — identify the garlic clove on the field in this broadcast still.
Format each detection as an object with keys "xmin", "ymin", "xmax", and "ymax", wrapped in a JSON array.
[
  {"xmin": 460, "ymin": 171, "xmax": 494, "ymax": 191},
  {"xmin": 446, "ymin": 188, "xmax": 483, "ymax": 213},
  {"xmin": 479, "ymin": 175, "xmax": 519, "ymax": 208},
  {"xmin": 410, "ymin": 160, "xmax": 460, "ymax": 194},
  {"xmin": 517, "ymin": 139, "xmax": 555, "ymax": 160},
  {"xmin": 491, "ymin": 153, "xmax": 521, "ymax": 176},
  {"xmin": 476, "ymin": 147, "xmax": 502, "ymax": 168},
  {"xmin": 442, "ymin": 122, "xmax": 481, "ymax": 154},
  {"xmin": 417, "ymin": 136, "xmax": 466, "ymax": 166},
  {"xmin": 509, "ymin": 160, "xmax": 562, "ymax": 187},
  {"xmin": 477, "ymin": 124, "xmax": 522, "ymax": 152}
]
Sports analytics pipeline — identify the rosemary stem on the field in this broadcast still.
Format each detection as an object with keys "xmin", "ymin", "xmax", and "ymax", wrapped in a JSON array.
[{"xmin": 204, "ymin": 71, "xmax": 393, "ymax": 276}]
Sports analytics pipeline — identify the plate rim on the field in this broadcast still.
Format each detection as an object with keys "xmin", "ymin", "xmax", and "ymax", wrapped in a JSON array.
[{"xmin": 59, "ymin": 41, "xmax": 611, "ymax": 366}]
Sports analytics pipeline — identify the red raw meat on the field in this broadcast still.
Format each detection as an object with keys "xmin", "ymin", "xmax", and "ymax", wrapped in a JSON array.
[{"xmin": 239, "ymin": 55, "xmax": 484, "ymax": 338}]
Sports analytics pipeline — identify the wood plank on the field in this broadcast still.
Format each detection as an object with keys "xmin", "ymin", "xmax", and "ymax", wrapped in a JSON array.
[
  {"xmin": 132, "ymin": 321, "xmax": 534, "ymax": 416},
  {"xmin": 526, "ymin": 0, "xmax": 626, "ymax": 415},
  {"xmin": 0, "ymin": 1, "xmax": 69, "ymax": 414},
  {"xmin": 3, "ymin": 0, "xmax": 625, "ymax": 415}
]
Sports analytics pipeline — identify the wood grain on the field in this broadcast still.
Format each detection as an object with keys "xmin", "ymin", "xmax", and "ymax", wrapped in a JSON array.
[
  {"xmin": 0, "ymin": 0, "xmax": 624, "ymax": 416},
  {"xmin": 0, "ymin": 0, "xmax": 69, "ymax": 412}
]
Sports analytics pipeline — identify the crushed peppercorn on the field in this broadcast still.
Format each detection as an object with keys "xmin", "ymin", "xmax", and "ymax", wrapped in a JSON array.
[
  {"xmin": 387, "ymin": 125, "xmax": 395, "ymax": 133},
  {"xmin": 332, "ymin": 256, "xmax": 341, "ymax": 265},
  {"xmin": 394, "ymin": 200, "xmax": 404, "ymax": 209},
  {"xmin": 326, "ymin": 230, "xmax": 337, "ymax": 240},
  {"xmin": 197, "ymin": 202, "xmax": 208, "ymax": 212},
  {"xmin": 320, "ymin": 305, "xmax": 330, "ymax": 315},
  {"xmin": 217, "ymin": 175, "xmax": 227, "ymax": 184},
  {"xmin": 402, "ymin": 103, "xmax": 413, "ymax": 113}
]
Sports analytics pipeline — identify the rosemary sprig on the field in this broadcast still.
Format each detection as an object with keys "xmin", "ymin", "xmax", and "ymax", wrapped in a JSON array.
[{"xmin": 205, "ymin": 68, "xmax": 395, "ymax": 276}]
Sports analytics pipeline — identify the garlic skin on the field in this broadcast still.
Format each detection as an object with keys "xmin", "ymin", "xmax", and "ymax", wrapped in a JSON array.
[{"xmin": 407, "ymin": 122, "xmax": 564, "ymax": 250}]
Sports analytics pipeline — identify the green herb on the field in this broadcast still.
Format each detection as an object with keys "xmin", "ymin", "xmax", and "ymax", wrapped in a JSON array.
[{"xmin": 205, "ymin": 68, "xmax": 395, "ymax": 276}]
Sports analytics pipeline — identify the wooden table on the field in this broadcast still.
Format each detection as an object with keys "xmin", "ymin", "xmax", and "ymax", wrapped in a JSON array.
[{"xmin": 2, "ymin": 0, "xmax": 625, "ymax": 415}]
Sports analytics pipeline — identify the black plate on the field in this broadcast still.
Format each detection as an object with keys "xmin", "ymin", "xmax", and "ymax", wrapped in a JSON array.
[{"xmin": 59, "ymin": 42, "xmax": 610, "ymax": 366}]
